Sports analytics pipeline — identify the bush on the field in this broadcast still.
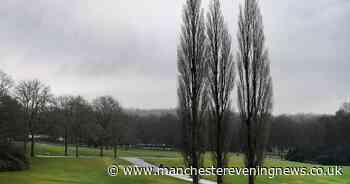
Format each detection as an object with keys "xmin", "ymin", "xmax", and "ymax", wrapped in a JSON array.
[{"xmin": 0, "ymin": 143, "xmax": 30, "ymax": 171}]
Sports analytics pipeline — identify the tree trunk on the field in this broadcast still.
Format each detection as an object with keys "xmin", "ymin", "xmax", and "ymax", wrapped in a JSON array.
[
  {"xmin": 247, "ymin": 120, "xmax": 255, "ymax": 184},
  {"xmin": 192, "ymin": 152, "xmax": 199, "ymax": 184},
  {"xmin": 75, "ymin": 138, "xmax": 79, "ymax": 158},
  {"xmin": 114, "ymin": 144, "xmax": 117, "ymax": 160},
  {"xmin": 23, "ymin": 131, "xmax": 27, "ymax": 153},
  {"xmin": 216, "ymin": 158, "xmax": 223, "ymax": 184},
  {"xmin": 191, "ymin": 119, "xmax": 199, "ymax": 184},
  {"xmin": 64, "ymin": 127, "xmax": 68, "ymax": 156},
  {"xmin": 23, "ymin": 113, "xmax": 29, "ymax": 153},
  {"xmin": 100, "ymin": 146, "xmax": 103, "ymax": 157},
  {"xmin": 30, "ymin": 134, "xmax": 35, "ymax": 157},
  {"xmin": 217, "ymin": 117, "xmax": 223, "ymax": 184},
  {"xmin": 248, "ymin": 174, "xmax": 255, "ymax": 184},
  {"xmin": 30, "ymin": 124, "xmax": 35, "ymax": 157},
  {"xmin": 191, "ymin": 75, "xmax": 199, "ymax": 184}
]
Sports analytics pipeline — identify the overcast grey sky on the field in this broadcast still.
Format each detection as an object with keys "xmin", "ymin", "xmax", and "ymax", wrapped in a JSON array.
[{"xmin": 0, "ymin": 0, "xmax": 349, "ymax": 114}]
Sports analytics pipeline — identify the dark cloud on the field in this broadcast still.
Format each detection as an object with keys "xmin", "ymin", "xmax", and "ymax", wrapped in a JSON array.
[{"xmin": 0, "ymin": 0, "xmax": 349, "ymax": 114}]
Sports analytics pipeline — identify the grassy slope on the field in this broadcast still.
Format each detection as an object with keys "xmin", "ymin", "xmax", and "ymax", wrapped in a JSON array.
[
  {"xmin": 0, "ymin": 143, "xmax": 187, "ymax": 184},
  {"xmin": 0, "ymin": 157, "xmax": 188, "ymax": 184},
  {"xmin": 145, "ymin": 153, "xmax": 350, "ymax": 184}
]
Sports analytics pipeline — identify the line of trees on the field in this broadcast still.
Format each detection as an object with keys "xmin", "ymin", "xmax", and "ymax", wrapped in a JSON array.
[
  {"xmin": 269, "ymin": 106, "xmax": 350, "ymax": 163},
  {"xmin": 115, "ymin": 108, "xmax": 349, "ymax": 162},
  {"xmin": 177, "ymin": 1, "xmax": 349, "ymax": 183},
  {"xmin": 0, "ymin": 69, "xmax": 184, "ymax": 160},
  {"xmin": 177, "ymin": 0, "xmax": 272, "ymax": 184},
  {"xmin": 0, "ymin": 71, "xmax": 126, "ymax": 160}
]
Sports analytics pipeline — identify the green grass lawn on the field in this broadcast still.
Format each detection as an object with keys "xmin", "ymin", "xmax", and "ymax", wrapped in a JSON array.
[
  {"xmin": 35, "ymin": 143, "xmax": 180, "ymax": 158},
  {"xmin": 0, "ymin": 157, "xmax": 188, "ymax": 184},
  {"xmin": 3, "ymin": 143, "xmax": 349, "ymax": 184},
  {"xmin": 0, "ymin": 143, "xmax": 187, "ymax": 184},
  {"xmin": 145, "ymin": 153, "xmax": 350, "ymax": 184}
]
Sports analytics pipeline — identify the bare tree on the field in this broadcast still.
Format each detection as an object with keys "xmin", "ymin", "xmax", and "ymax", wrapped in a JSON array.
[
  {"xmin": 206, "ymin": 0, "xmax": 235, "ymax": 183},
  {"xmin": 54, "ymin": 95, "xmax": 75, "ymax": 156},
  {"xmin": 15, "ymin": 79, "xmax": 51, "ymax": 157},
  {"xmin": 177, "ymin": 0, "xmax": 207, "ymax": 183},
  {"xmin": 92, "ymin": 96, "xmax": 122, "ymax": 157},
  {"xmin": 107, "ymin": 109, "xmax": 125, "ymax": 160},
  {"xmin": 0, "ymin": 70, "xmax": 14, "ymax": 97},
  {"xmin": 70, "ymin": 96, "xmax": 91, "ymax": 158},
  {"xmin": 236, "ymin": 0, "xmax": 273, "ymax": 184}
]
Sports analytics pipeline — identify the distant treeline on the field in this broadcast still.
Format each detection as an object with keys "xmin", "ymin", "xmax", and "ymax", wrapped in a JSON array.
[
  {"xmin": 1, "ymin": 90, "xmax": 349, "ymax": 154},
  {"xmin": 115, "ymin": 109, "xmax": 350, "ymax": 152}
]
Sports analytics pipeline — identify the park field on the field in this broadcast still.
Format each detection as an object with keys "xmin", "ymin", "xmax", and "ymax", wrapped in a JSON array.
[
  {"xmin": 145, "ymin": 155, "xmax": 350, "ymax": 184},
  {"xmin": 0, "ymin": 143, "xmax": 349, "ymax": 184},
  {"xmin": 0, "ymin": 149, "xmax": 186, "ymax": 184},
  {"xmin": 34, "ymin": 143, "xmax": 181, "ymax": 158}
]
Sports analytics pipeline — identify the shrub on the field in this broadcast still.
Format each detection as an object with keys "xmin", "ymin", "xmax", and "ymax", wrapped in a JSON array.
[{"xmin": 0, "ymin": 143, "xmax": 30, "ymax": 171}]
